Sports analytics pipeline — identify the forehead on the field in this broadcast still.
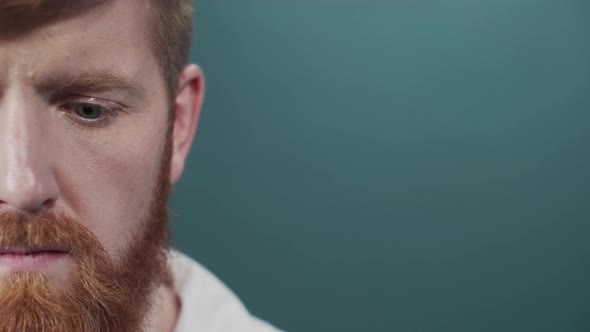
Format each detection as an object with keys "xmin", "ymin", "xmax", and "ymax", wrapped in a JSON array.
[
  {"xmin": 0, "ymin": 0, "xmax": 148, "ymax": 46},
  {"xmin": 0, "ymin": 0, "xmax": 160, "ymax": 97}
]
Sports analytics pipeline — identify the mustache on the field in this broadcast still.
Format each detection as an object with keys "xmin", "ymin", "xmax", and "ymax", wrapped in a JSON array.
[{"xmin": 0, "ymin": 212, "xmax": 101, "ymax": 257}]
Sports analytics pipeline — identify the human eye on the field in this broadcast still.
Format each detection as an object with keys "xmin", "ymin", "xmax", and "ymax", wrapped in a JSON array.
[{"xmin": 60, "ymin": 97, "xmax": 127, "ymax": 128}]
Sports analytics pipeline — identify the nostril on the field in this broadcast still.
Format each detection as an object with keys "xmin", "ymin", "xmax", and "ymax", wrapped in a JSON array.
[{"xmin": 41, "ymin": 198, "xmax": 56, "ymax": 209}]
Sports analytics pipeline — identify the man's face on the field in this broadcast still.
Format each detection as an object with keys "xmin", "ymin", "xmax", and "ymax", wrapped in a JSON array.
[
  {"xmin": 0, "ymin": 1, "xmax": 169, "ymax": 272},
  {"xmin": 0, "ymin": 0, "xmax": 181, "ymax": 329}
]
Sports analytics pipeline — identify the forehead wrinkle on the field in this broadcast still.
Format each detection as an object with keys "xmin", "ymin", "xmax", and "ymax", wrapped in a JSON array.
[{"xmin": 89, "ymin": 35, "xmax": 135, "ymax": 49}]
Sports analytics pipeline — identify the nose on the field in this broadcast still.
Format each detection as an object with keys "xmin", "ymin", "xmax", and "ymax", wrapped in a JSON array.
[{"xmin": 0, "ymin": 91, "xmax": 59, "ymax": 213}]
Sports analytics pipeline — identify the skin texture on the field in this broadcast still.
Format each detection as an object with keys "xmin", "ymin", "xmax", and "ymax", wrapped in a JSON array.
[{"xmin": 0, "ymin": 0, "xmax": 204, "ymax": 330}]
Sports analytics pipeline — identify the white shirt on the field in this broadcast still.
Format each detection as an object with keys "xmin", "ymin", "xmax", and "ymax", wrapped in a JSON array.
[{"xmin": 170, "ymin": 250, "xmax": 283, "ymax": 332}]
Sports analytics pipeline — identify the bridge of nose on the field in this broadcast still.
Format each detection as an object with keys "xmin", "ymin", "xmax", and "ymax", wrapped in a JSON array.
[{"xmin": 0, "ymin": 83, "xmax": 60, "ymax": 212}]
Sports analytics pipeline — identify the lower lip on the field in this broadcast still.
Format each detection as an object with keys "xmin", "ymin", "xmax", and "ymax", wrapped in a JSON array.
[{"xmin": 0, "ymin": 252, "xmax": 68, "ymax": 273}]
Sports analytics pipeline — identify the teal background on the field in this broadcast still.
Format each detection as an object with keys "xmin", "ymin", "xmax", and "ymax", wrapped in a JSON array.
[{"xmin": 169, "ymin": 1, "xmax": 590, "ymax": 331}]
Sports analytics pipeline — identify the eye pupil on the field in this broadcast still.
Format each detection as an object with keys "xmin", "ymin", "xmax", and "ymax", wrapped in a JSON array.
[{"xmin": 76, "ymin": 104, "xmax": 102, "ymax": 119}]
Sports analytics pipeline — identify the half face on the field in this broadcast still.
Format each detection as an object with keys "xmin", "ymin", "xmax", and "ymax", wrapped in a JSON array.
[
  {"xmin": 0, "ymin": 0, "xmax": 170, "ymax": 279},
  {"xmin": 0, "ymin": 1, "xmax": 187, "ymax": 329}
]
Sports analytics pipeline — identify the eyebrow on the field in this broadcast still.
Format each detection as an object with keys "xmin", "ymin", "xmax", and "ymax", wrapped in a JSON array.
[{"xmin": 35, "ymin": 70, "xmax": 147, "ymax": 101}]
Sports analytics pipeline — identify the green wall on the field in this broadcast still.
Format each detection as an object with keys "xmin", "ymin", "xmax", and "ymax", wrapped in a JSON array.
[{"xmin": 169, "ymin": 1, "xmax": 590, "ymax": 331}]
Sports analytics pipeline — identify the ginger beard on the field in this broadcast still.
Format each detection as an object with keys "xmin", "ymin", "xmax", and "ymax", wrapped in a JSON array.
[{"xmin": 0, "ymin": 126, "xmax": 174, "ymax": 331}]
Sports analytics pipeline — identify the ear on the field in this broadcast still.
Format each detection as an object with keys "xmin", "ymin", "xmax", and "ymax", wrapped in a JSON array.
[{"xmin": 169, "ymin": 64, "xmax": 205, "ymax": 185}]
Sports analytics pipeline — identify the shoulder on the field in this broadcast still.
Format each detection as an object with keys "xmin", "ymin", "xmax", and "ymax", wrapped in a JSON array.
[{"xmin": 169, "ymin": 249, "xmax": 283, "ymax": 332}]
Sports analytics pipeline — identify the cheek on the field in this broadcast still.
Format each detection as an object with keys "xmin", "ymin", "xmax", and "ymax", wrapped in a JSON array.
[{"xmin": 56, "ymin": 117, "xmax": 168, "ymax": 257}]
